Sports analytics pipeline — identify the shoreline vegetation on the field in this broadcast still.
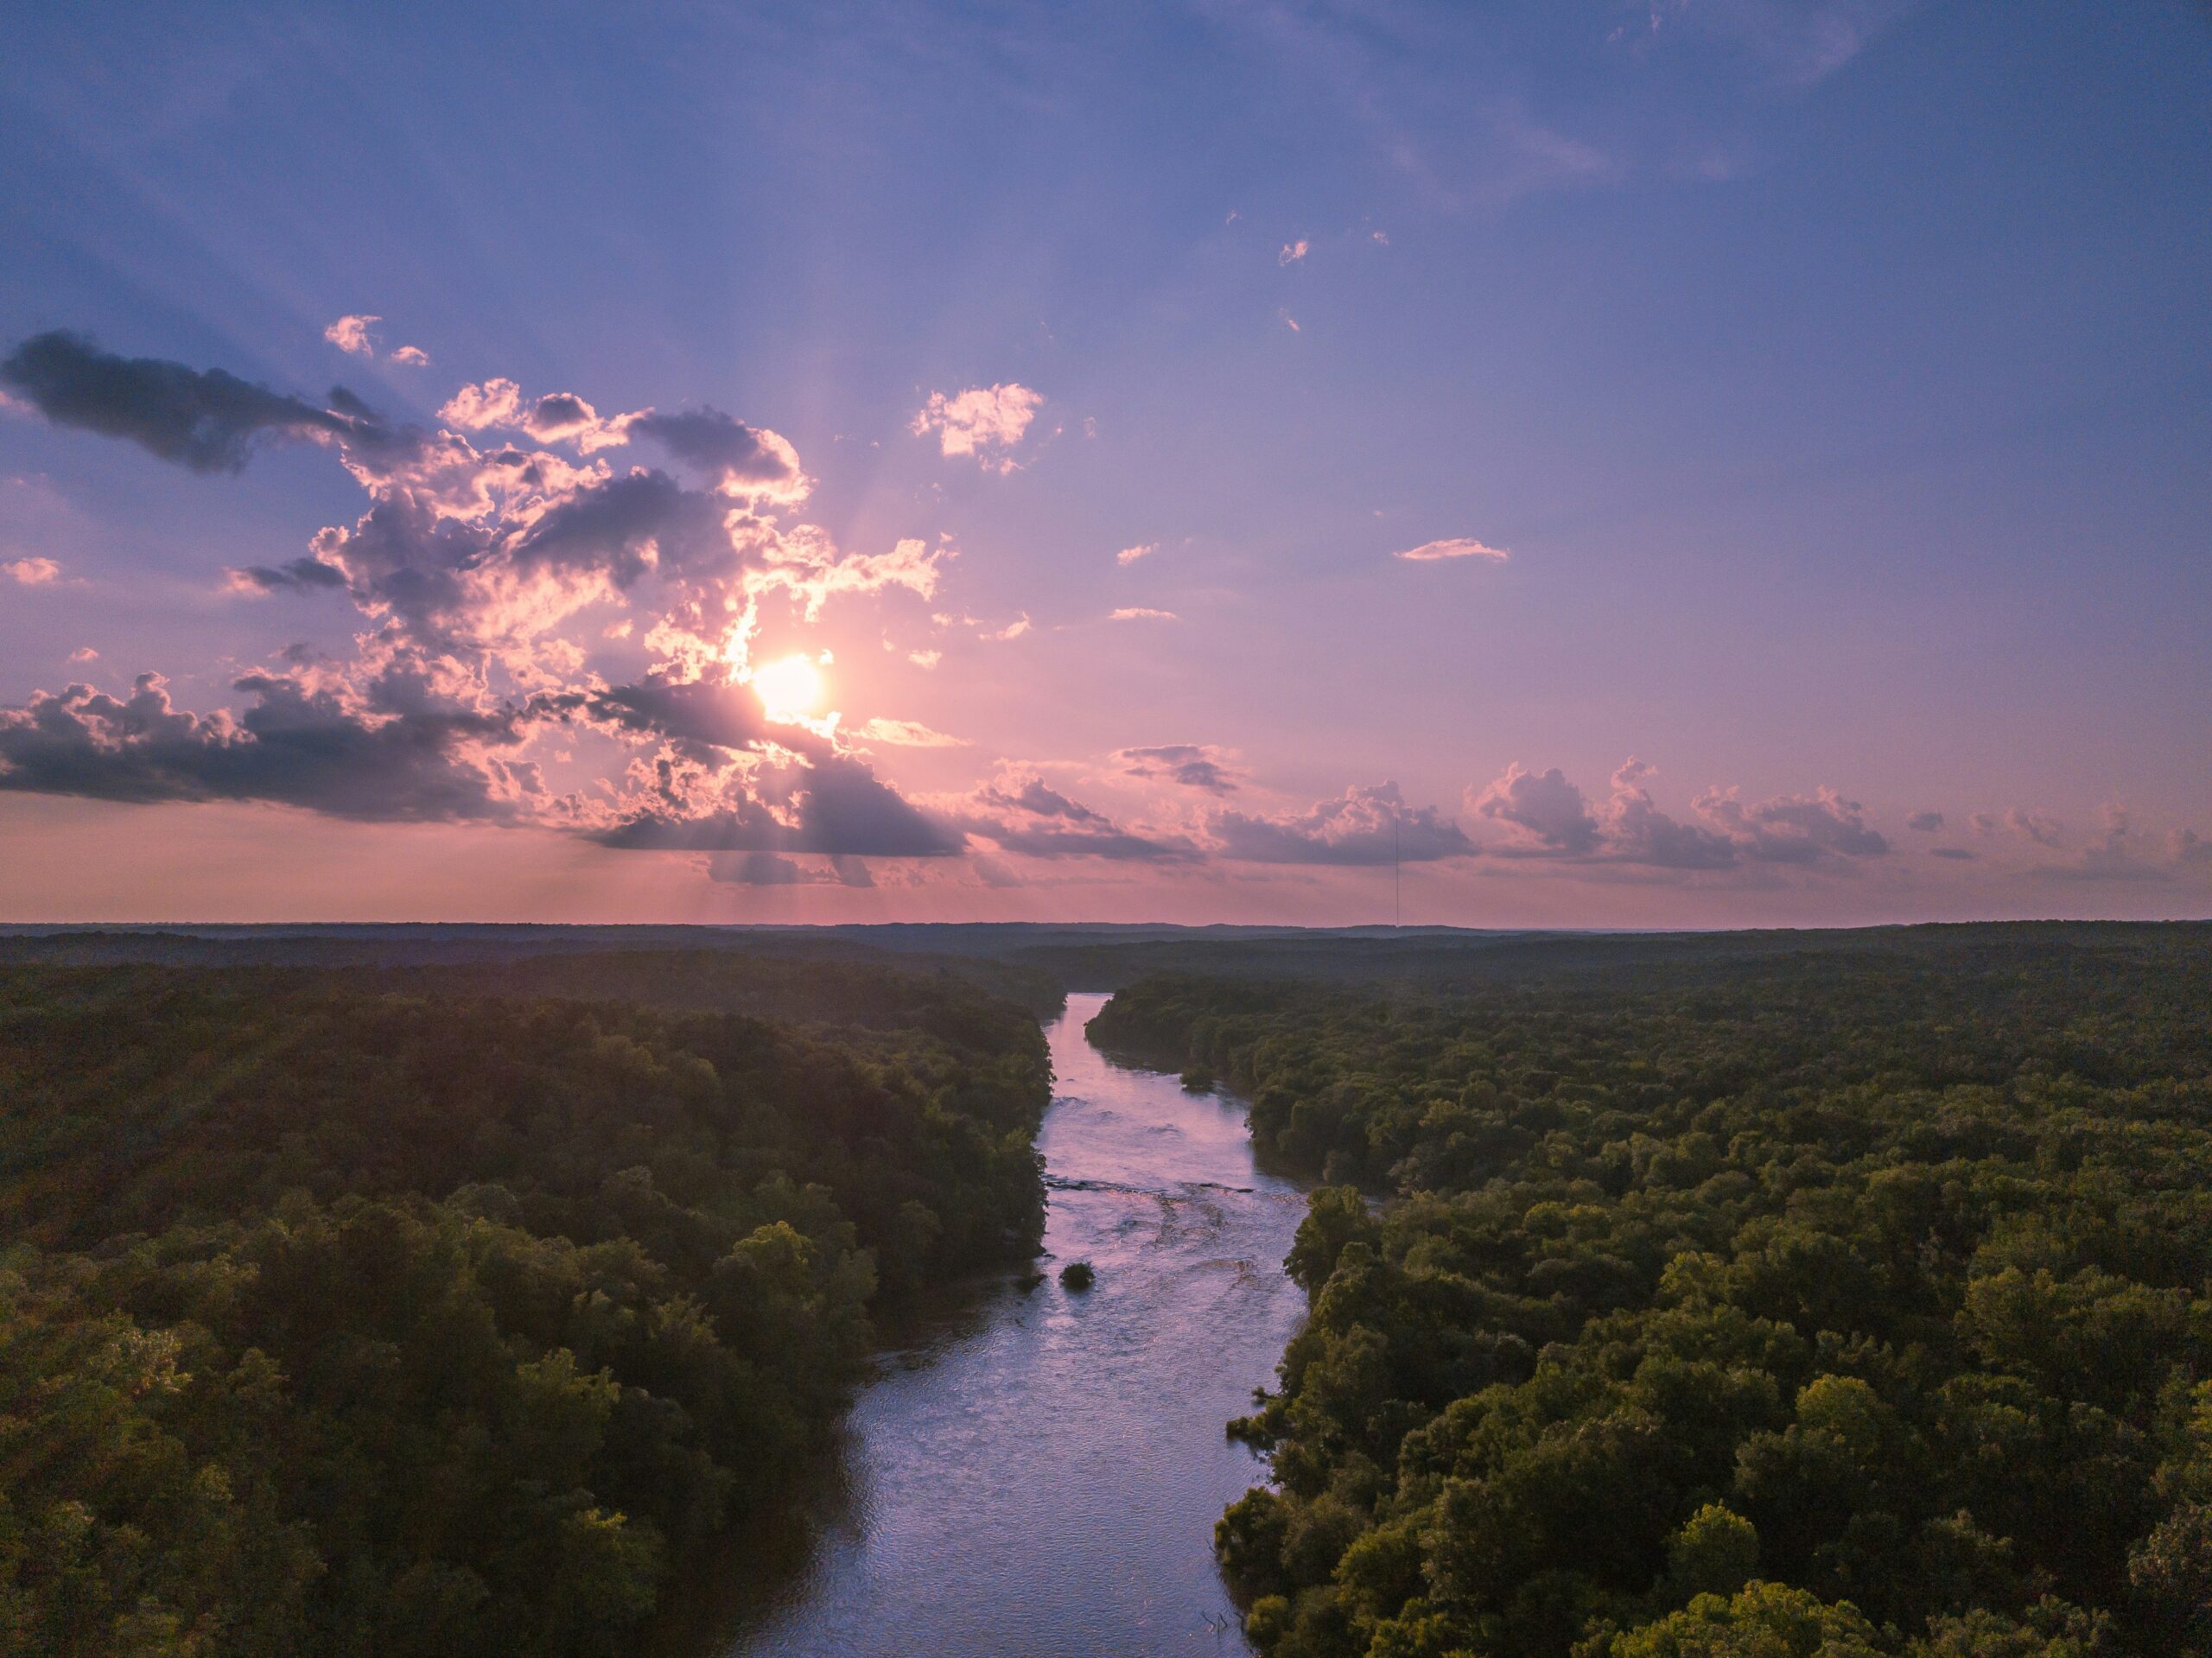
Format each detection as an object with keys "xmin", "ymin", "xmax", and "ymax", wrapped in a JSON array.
[
  {"xmin": 0, "ymin": 951, "xmax": 1054, "ymax": 1656},
  {"xmin": 1089, "ymin": 921, "xmax": 2212, "ymax": 1657}
]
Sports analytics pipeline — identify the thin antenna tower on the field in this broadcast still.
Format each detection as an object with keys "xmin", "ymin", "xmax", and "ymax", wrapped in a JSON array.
[{"xmin": 1393, "ymin": 803, "xmax": 1401, "ymax": 929}]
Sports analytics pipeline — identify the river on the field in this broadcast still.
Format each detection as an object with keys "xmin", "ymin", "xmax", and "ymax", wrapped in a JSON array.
[{"xmin": 715, "ymin": 990, "xmax": 1310, "ymax": 1657}]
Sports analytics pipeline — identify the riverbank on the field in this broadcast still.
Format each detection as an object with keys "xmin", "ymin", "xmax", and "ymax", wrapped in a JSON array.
[{"xmin": 708, "ymin": 992, "xmax": 1310, "ymax": 1658}]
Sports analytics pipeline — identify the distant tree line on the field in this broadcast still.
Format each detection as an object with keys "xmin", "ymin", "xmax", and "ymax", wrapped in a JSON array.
[
  {"xmin": 1090, "ymin": 925, "xmax": 2212, "ymax": 1657},
  {"xmin": 0, "ymin": 957, "xmax": 1052, "ymax": 1655}
]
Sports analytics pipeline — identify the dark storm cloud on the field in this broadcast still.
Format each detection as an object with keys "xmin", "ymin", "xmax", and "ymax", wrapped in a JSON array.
[
  {"xmin": 0, "ymin": 332, "xmax": 365, "ymax": 473},
  {"xmin": 1211, "ymin": 783, "xmax": 1473, "ymax": 866},
  {"xmin": 0, "ymin": 672, "xmax": 530, "ymax": 822},
  {"xmin": 1112, "ymin": 744, "xmax": 1243, "ymax": 795},
  {"xmin": 630, "ymin": 408, "xmax": 804, "ymax": 492}
]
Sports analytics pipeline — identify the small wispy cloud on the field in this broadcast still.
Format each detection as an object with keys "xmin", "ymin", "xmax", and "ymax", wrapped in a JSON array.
[
  {"xmin": 67, "ymin": 645, "xmax": 97, "ymax": 662},
  {"xmin": 1116, "ymin": 542, "xmax": 1157, "ymax": 566},
  {"xmin": 1395, "ymin": 537, "xmax": 1510, "ymax": 562},
  {"xmin": 389, "ymin": 345, "xmax": 430, "ymax": 366},
  {"xmin": 1109, "ymin": 607, "xmax": 1178, "ymax": 622},
  {"xmin": 852, "ymin": 716, "xmax": 967, "ymax": 747},
  {"xmin": 1279, "ymin": 238, "xmax": 1310, "ymax": 266},
  {"xmin": 1280, "ymin": 310, "xmax": 1301, "ymax": 334}
]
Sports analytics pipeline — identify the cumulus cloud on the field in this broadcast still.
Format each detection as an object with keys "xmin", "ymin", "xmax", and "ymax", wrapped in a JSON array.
[
  {"xmin": 1396, "ymin": 537, "xmax": 1510, "ymax": 562},
  {"xmin": 0, "ymin": 332, "xmax": 364, "ymax": 473},
  {"xmin": 439, "ymin": 378, "xmax": 524, "ymax": 430},
  {"xmin": 323, "ymin": 315, "xmax": 380, "ymax": 356},
  {"xmin": 951, "ymin": 772, "xmax": 1194, "ymax": 861},
  {"xmin": 0, "ymin": 670, "xmax": 533, "ymax": 822},
  {"xmin": 389, "ymin": 346, "xmax": 431, "ymax": 367},
  {"xmin": 0, "ymin": 328, "xmax": 1000, "ymax": 878},
  {"xmin": 1470, "ymin": 757, "xmax": 1889, "ymax": 870},
  {"xmin": 1211, "ymin": 782, "xmax": 1472, "ymax": 866},
  {"xmin": 3, "ymin": 556, "xmax": 60, "ymax": 584},
  {"xmin": 2036, "ymin": 804, "xmax": 2171, "ymax": 884},
  {"xmin": 1113, "ymin": 743, "xmax": 1244, "ymax": 796},
  {"xmin": 628, "ymin": 407, "xmax": 807, "ymax": 500},
  {"xmin": 523, "ymin": 391, "xmax": 602, "ymax": 443},
  {"xmin": 912, "ymin": 383, "xmax": 1044, "ymax": 469},
  {"xmin": 1694, "ymin": 781, "xmax": 1888, "ymax": 864},
  {"xmin": 599, "ymin": 753, "xmax": 963, "ymax": 858},
  {"xmin": 1472, "ymin": 763, "xmax": 1601, "ymax": 854},
  {"xmin": 2005, "ymin": 807, "xmax": 2063, "ymax": 848},
  {"xmin": 1907, "ymin": 810, "xmax": 1944, "ymax": 832},
  {"xmin": 2174, "ymin": 829, "xmax": 2212, "ymax": 867},
  {"xmin": 1116, "ymin": 543, "xmax": 1157, "ymax": 565},
  {"xmin": 67, "ymin": 646, "xmax": 98, "ymax": 663}
]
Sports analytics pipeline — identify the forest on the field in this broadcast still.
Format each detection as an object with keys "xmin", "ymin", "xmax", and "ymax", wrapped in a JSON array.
[
  {"xmin": 1090, "ymin": 923, "xmax": 2212, "ymax": 1658},
  {"xmin": 0, "ymin": 951, "xmax": 1053, "ymax": 1656}
]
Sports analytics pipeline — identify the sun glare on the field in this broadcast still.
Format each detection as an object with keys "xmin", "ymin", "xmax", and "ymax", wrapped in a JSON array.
[{"xmin": 751, "ymin": 652, "xmax": 828, "ymax": 723}]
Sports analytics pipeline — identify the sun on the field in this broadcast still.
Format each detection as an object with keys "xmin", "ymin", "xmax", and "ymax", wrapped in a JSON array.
[{"xmin": 750, "ymin": 652, "xmax": 828, "ymax": 723}]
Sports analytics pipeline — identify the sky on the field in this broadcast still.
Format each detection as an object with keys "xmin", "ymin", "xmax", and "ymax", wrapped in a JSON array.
[{"xmin": 0, "ymin": 0, "xmax": 2207, "ymax": 927}]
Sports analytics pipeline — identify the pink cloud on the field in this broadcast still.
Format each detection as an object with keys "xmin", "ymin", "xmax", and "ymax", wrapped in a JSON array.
[
  {"xmin": 1211, "ymin": 782, "xmax": 1472, "ymax": 866},
  {"xmin": 911, "ymin": 383, "xmax": 1045, "ymax": 469},
  {"xmin": 1470, "ymin": 758, "xmax": 1889, "ymax": 870},
  {"xmin": 323, "ymin": 314, "xmax": 380, "ymax": 356},
  {"xmin": 1395, "ymin": 537, "xmax": 1510, "ymax": 562}
]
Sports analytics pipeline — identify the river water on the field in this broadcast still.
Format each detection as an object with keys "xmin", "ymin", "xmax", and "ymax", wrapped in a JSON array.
[{"xmin": 717, "ymin": 991, "xmax": 1310, "ymax": 1658}]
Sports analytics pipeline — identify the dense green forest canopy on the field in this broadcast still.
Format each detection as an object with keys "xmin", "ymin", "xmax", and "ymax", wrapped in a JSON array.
[
  {"xmin": 1091, "ymin": 924, "xmax": 2212, "ymax": 1658},
  {"xmin": 0, "ymin": 953, "xmax": 1052, "ymax": 1656}
]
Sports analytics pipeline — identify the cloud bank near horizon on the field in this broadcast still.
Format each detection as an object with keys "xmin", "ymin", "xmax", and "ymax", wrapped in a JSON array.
[{"xmin": 2, "ymin": 327, "xmax": 2204, "ymax": 904}]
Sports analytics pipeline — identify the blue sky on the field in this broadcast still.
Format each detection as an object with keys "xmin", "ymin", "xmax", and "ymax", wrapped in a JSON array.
[{"xmin": 1, "ymin": 1, "xmax": 2207, "ymax": 923}]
